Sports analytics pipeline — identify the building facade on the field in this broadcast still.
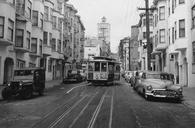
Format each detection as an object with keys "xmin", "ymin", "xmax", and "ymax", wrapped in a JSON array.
[
  {"xmin": 84, "ymin": 37, "xmax": 101, "ymax": 60},
  {"xmin": 0, "ymin": 0, "xmax": 85, "ymax": 85},
  {"xmin": 97, "ymin": 16, "xmax": 111, "ymax": 57},
  {"xmin": 136, "ymin": 0, "xmax": 195, "ymax": 87}
]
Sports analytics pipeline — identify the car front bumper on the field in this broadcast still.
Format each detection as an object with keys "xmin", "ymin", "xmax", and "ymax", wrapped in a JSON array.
[{"xmin": 146, "ymin": 90, "xmax": 183, "ymax": 99}]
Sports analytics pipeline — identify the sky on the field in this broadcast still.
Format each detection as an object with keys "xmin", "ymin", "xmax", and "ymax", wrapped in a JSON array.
[{"xmin": 68, "ymin": 0, "xmax": 152, "ymax": 53}]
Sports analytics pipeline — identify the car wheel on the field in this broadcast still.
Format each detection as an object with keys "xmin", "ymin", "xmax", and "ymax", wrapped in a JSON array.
[
  {"xmin": 38, "ymin": 89, "xmax": 44, "ymax": 96},
  {"xmin": 1, "ymin": 87, "xmax": 12, "ymax": 100},
  {"xmin": 20, "ymin": 88, "xmax": 32, "ymax": 99}
]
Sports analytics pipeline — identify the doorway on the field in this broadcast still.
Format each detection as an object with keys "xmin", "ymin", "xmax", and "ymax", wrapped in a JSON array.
[{"xmin": 3, "ymin": 58, "xmax": 14, "ymax": 84}]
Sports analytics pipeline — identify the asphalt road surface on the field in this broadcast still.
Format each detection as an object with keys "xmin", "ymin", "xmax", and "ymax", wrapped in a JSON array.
[{"xmin": 0, "ymin": 80, "xmax": 195, "ymax": 128}]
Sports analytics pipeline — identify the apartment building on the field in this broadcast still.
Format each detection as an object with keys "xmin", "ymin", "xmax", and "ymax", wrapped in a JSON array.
[
  {"xmin": 0, "ymin": 0, "xmax": 85, "ymax": 84},
  {"xmin": 150, "ymin": 0, "xmax": 195, "ymax": 87},
  {"xmin": 0, "ymin": 0, "xmax": 16, "ymax": 84},
  {"xmin": 118, "ymin": 37, "xmax": 130, "ymax": 71}
]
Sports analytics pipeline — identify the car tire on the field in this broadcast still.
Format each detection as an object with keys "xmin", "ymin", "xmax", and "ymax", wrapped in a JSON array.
[
  {"xmin": 1, "ymin": 87, "xmax": 12, "ymax": 100},
  {"xmin": 20, "ymin": 88, "xmax": 32, "ymax": 99},
  {"xmin": 38, "ymin": 90, "xmax": 44, "ymax": 96}
]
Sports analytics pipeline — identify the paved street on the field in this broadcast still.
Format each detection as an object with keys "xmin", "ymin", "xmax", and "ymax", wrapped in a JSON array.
[{"xmin": 0, "ymin": 80, "xmax": 195, "ymax": 128}]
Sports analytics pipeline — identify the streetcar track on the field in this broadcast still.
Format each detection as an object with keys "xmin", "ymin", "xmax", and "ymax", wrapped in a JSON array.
[
  {"xmin": 47, "ymin": 87, "xmax": 100, "ymax": 128},
  {"xmin": 32, "ymin": 94, "xmax": 78, "ymax": 128},
  {"xmin": 68, "ymin": 91, "xmax": 98, "ymax": 128},
  {"xmin": 48, "ymin": 95, "xmax": 87, "ymax": 128},
  {"xmin": 32, "ymin": 86, "xmax": 99, "ymax": 128},
  {"xmin": 109, "ymin": 88, "xmax": 114, "ymax": 128},
  {"xmin": 87, "ymin": 89, "xmax": 108, "ymax": 128}
]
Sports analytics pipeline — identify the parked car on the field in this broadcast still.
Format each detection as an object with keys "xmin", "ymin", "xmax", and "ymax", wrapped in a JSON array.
[
  {"xmin": 79, "ymin": 69, "xmax": 87, "ymax": 81},
  {"xmin": 134, "ymin": 71, "xmax": 183, "ymax": 101},
  {"xmin": 1, "ymin": 67, "xmax": 45, "ymax": 100},
  {"xmin": 130, "ymin": 71, "xmax": 143, "ymax": 89},
  {"xmin": 63, "ymin": 70, "xmax": 83, "ymax": 83},
  {"xmin": 124, "ymin": 71, "xmax": 133, "ymax": 83}
]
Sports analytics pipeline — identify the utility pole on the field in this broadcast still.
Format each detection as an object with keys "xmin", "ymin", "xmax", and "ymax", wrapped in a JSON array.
[
  {"xmin": 138, "ymin": 0, "xmax": 155, "ymax": 70},
  {"xmin": 129, "ymin": 37, "xmax": 131, "ymax": 71}
]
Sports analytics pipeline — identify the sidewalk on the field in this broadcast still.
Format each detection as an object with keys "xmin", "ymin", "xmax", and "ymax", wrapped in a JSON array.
[
  {"xmin": 183, "ymin": 87, "xmax": 195, "ymax": 109},
  {"xmin": 0, "ymin": 79, "xmax": 62, "ymax": 100}
]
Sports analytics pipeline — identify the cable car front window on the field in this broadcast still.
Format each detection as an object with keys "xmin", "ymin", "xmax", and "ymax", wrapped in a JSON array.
[
  {"xmin": 88, "ymin": 62, "xmax": 94, "ymax": 71},
  {"xmin": 101, "ymin": 63, "xmax": 107, "ymax": 72},
  {"xmin": 95, "ymin": 62, "xmax": 100, "ymax": 71}
]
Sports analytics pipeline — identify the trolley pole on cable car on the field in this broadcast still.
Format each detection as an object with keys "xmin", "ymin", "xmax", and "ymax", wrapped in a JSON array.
[{"xmin": 138, "ymin": 0, "xmax": 155, "ymax": 70}]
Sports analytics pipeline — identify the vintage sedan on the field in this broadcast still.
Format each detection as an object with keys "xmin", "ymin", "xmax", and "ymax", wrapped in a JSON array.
[{"xmin": 134, "ymin": 71, "xmax": 183, "ymax": 101}]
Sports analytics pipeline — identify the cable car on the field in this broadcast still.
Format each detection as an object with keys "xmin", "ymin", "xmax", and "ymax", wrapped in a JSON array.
[{"xmin": 87, "ymin": 56, "xmax": 120, "ymax": 85}]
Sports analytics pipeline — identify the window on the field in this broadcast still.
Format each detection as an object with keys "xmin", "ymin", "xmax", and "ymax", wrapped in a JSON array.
[
  {"xmin": 143, "ymin": 19, "xmax": 146, "ymax": 26},
  {"xmin": 159, "ymin": 29, "xmax": 165, "ymax": 43},
  {"xmin": 40, "ymin": 13, "xmax": 43, "ymax": 29},
  {"xmin": 49, "ymin": 33, "xmax": 52, "ymax": 46},
  {"xmin": 15, "ymin": 29, "xmax": 24, "ymax": 47},
  {"xmin": 155, "ymin": 14, "xmax": 157, "ymax": 27},
  {"xmin": 168, "ymin": 29, "xmax": 170, "ymax": 44},
  {"xmin": 43, "ymin": 31, "xmax": 48, "ymax": 44},
  {"xmin": 31, "ymin": 38, "xmax": 37, "ymax": 53},
  {"xmin": 101, "ymin": 63, "xmax": 107, "ymax": 72},
  {"xmin": 57, "ymin": 1, "xmax": 62, "ymax": 13},
  {"xmin": 172, "ymin": 0, "xmax": 175, "ymax": 13},
  {"xmin": 7, "ymin": 19, "xmax": 14, "ymax": 41},
  {"xmin": 0, "ymin": 17, "xmax": 4, "ymax": 38},
  {"xmin": 32, "ymin": 11, "xmax": 38, "ymax": 26},
  {"xmin": 58, "ymin": 18, "xmax": 62, "ymax": 30},
  {"xmin": 51, "ymin": 38, "xmax": 56, "ymax": 51},
  {"xmin": 58, "ymin": 40, "xmax": 61, "ymax": 52},
  {"xmin": 172, "ymin": 27, "xmax": 174, "ymax": 44},
  {"xmin": 143, "ymin": 32, "xmax": 146, "ymax": 39},
  {"xmin": 179, "ymin": 0, "xmax": 184, "ymax": 4},
  {"xmin": 26, "ymin": 31, "xmax": 30, "ymax": 49},
  {"xmin": 48, "ymin": 59, "xmax": 52, "ymax": 72},
  {"xmin": 44, "ymin": 6, "xmax": 49, "ymax": 21},
  {"xmin": 175, "ymin": 21, "xmax": 177, "ymax": 39},
  {"xmin": 159, "ymin": 6, "xmax": 165, "ymax": 20},
  {"xmin": 149, "ymin": 18, "xmax": 153, "ymax": 26},
  {"xmin": 17, "ymin": 59, "xmax": 25, "ymax": 69},
  {"xmin": 192, "ymin": 6, "xmax": 195, "ymax": 28},
  {"xmin": 179, "ymin": 19, "xmax": 185, "ymax": 37},
  {"xmin": 39, "ymin": 39, "xmax": 42, "ymax": 55},
  {"xmin": 27, "ymin": 0, "xmax": 32, "ymax": 19},
  {"xmin": 168, "ymin": 0, "xmax": 170, "ymax": 16},
  {"xmin": 95, "ymin": 62, "xmax": 100, "ymax": 71},
  {"xmin": 8, "ymin": 0, "xmax": 15, "ymax": 5},
  {"xmin": 29, "ymin": 63, "xmax": 36, "ymax": 68},
  {"xmin": 193, "ymin": 42, "xmax": 195, "ymax": 63},
  {"xmin": 50, "ymin": 8, "xmax": 53, "ymax": 21},
  {"xmin": 52, "ymin": 16, "xmax": 57, "ymax": 28}
]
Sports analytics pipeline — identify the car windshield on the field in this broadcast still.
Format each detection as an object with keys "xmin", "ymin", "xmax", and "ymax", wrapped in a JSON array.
[
  {"xmin": 14, "ymin": 70, "xmax": 33, "ymax": 76},
  {"xmin": 14, "ymin": 70, "xmax": 34, "ymax": 80},
  {"xmin": 146, "ymin": 74, "xmax": 161, "ymax": 79}
]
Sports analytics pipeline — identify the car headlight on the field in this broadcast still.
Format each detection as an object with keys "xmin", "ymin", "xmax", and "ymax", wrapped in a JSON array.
[
  {"xmin": 178, "ymin": 87, "xmax": 183, "ymax": 92},
  {"xmin": 19, "ymin": 81, "xmax": 23, "ymax": 86},
  {"xmin": 146, "ymin": 85, "xmax": 153, "ymax": 91},
  {"xmin": 7, "ymin": 83, "xmax": 11, "ymax": 86}
]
